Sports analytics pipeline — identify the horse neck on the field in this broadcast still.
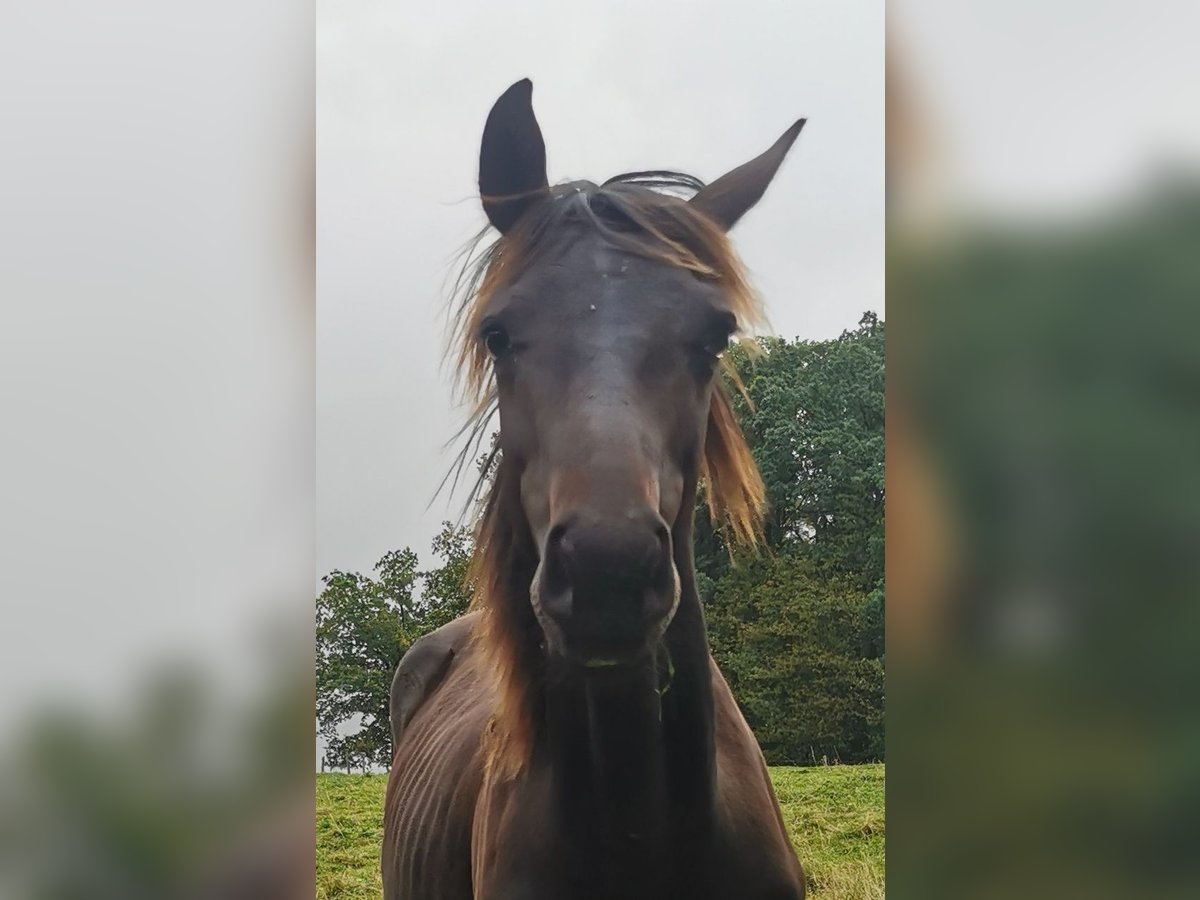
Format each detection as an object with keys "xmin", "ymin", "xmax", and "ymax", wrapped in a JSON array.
[
  {"xmin": 659, "ymin": 511, "xmax": 719, "ymax": 827},
  {"xmin": 544, "ymin": 657, "xmax": 669, "ymax": 843}
]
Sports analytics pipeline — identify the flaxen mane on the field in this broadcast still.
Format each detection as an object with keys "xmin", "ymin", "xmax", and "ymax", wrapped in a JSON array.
[{"xmin": 445, "ymin": 174, "xmax": 769, "ymax": 773}]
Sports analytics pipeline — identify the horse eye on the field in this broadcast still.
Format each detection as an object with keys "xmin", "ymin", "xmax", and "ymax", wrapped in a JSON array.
[
  {"xmin": 483, "ymin": 326, "xmax": 512, "ymax": 359},
  {"xmin": 690, "ymin": 332, "xmax": 730, "ymax": 373},
  {"xmin": 702, "ymin": 321, "xmax": 736, "ymax": 360},
  {"xmin": 705, "ymin": 314, "xmax": 734, "ymax": 362}
]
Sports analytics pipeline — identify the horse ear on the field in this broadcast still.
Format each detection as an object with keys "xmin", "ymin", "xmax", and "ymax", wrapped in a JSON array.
[
  {"xmin": 690, "ymin": 119, "xmax": 807, "ymax": 231},
  {"xmin": 479, "ymin": 79, "xmax": 550, "ymax": 234}
]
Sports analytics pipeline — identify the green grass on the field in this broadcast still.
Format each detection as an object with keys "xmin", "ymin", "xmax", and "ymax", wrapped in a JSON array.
[
  {"xmin": 317, "ymin": 764, "xmax": 883, "ymax": 900},
  {"xmin": 771, "ymin": 765, "xmax": 885, "ymax": 900},
  {"xmin": 317, "ymin": 774, "xmax": 391, "ymax": 899}
]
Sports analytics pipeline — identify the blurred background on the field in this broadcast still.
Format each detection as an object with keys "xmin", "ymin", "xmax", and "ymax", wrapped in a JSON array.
[
  {"xmin": 887, "ymin": 1, "xmax": 1200, "ymax": 897},
  {"xmin": 0, "ymin": 2, "xmax": 314, "ymax": 897}
]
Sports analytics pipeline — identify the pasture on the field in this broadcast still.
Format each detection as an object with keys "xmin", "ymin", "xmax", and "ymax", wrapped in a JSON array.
[{"xmin": 317, "ymin": 764, "xmax": 884, "ymax": 900}]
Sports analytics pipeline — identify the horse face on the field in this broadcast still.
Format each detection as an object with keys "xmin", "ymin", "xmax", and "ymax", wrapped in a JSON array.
[
  {"xmin": 472, "ymin": 78, "xmax": 803, "ymax": 666},
  {"xmin": 480, "ymin": 232, "xmax": 734, "ymax": 664}
]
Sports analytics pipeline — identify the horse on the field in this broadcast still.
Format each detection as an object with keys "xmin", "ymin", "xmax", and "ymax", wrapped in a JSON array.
[{"xmin": 383, "ymin": 79, "xmax": 807, "ymax": 900}]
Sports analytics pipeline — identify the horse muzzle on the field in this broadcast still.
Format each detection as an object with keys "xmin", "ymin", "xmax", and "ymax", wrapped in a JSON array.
[{"xmin": 531, "ymin": 509, "xmax": 679, "ymax": 665}]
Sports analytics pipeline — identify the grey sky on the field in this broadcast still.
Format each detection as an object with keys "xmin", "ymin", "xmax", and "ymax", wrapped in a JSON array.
[{"xmin": 317, "ymin": 1, "xmax": 884, "ymax": 577}]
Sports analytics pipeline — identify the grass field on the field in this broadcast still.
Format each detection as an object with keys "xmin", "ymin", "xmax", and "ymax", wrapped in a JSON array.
[{"xmin": 317, "ymin": 764, "xmax": 883, "ymax": 899}]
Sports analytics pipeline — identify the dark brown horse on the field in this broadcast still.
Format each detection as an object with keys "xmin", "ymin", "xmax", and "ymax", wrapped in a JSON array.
[{"xmin": 383, "ymin": 80, "xmax": 807, "ymax": 900}]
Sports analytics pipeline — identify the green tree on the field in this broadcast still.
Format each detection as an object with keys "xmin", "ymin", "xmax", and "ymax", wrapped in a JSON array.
[
  {"xmin": 315, "ymin": 524, "xmax": 475, "ymax": 769},
  {"xmin": 417, "ymin": 522, "xmax": 474, "ymax": 631},
  {"xmin": 696, "ymin": 314, "xmax": 884, "ymax": 579},
  {"xmin": 696, "ymin": 314, "xmax": 886, "ymax": 762},
  {"xmin": 707, "ymin": 553, "xmax": 884, "ymax": 764},
  {"xmin": 315, "ymin": 557, "xmax": 415, "ymax": 770}
]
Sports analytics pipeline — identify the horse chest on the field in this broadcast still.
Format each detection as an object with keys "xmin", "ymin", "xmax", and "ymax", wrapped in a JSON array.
[{"xmin": 473, "ymin": 778, "xmax": 802, "ymax": 900}]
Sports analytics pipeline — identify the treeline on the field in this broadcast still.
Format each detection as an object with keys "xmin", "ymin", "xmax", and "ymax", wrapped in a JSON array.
[
  {"xmin": 316, "ymin": 313, "xmax": 884, "ymax": 769},
  {"xmin": 700, "ymin": 312, "xmax": 884, "ymax": 764}
]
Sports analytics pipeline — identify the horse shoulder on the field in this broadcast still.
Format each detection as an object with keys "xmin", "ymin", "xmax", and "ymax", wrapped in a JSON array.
[
  {"xmin": 383, "ymin": 614, "xmax": 489, "ymax": 900},
  {"xmin": 390, "ymin": 612, "xmax": 480, "ymax": 751}
]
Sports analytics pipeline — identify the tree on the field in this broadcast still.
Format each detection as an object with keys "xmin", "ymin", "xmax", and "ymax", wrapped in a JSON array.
[
  {"xmin": 707, "ymin": 553, "xmax": 884, "ymax": 764},
  {"xmin": 315, "ymin": 524, "xmax": 475, "ymax": 769},
  {"xmin": 316, "ymin": 560, "xmax": 414, "ymax": 770},
  {"xmin": 417, "ymin": 522, "xmax": 474, "ymax": 631},
  {"xmin": 697, "ymin": 315, "xmax": 886, "ymax": 762},
  {"xmin": 695, "ymin": 315, "xmax": 884, "ymax": 582}
]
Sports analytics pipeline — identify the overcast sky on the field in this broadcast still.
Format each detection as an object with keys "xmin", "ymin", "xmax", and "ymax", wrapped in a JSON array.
[{"xmin": 317, "ymin": 1, "xmax": 884, "ymax": 577}]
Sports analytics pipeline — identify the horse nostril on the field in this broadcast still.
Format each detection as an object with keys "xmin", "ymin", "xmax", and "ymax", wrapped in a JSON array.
[
  {"xmin": 654, "ymin": 522, "xmax": 670, "ymax": 557},
  {"xmin": 637, "ymin": 523, "xmax": 669, "ymax": 575},
  {"xmin": 547, "ymin": 522, "xmax": 569, "ymax": 555},
  {"xmin": 543, "ymin": 522, "xmax": 574, "ymax": 591}
]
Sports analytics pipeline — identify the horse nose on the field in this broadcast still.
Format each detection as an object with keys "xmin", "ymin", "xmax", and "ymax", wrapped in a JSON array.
[
  {"xmin": 538, "ymin": 510, "xmax": 676, "ymax": 659},
  {"xmin": 551, "ymin": 511, "xmax": 670, "ymax": 588}
]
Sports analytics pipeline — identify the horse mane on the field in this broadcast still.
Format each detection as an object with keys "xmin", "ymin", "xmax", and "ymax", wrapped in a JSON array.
[{"xmin": 444, "ymin": 173, "xmax": 768, "ymax": 775}]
